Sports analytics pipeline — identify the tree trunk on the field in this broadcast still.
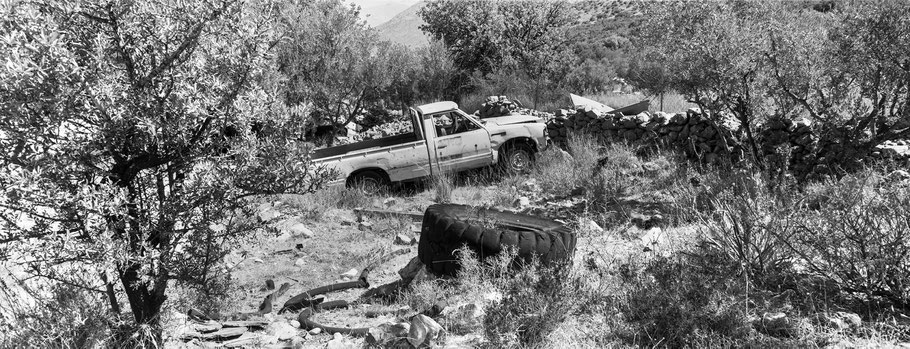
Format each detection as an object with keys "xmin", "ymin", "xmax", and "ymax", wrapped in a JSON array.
[{"xmin": 120, "ymin": 263, "xmax": 167, "ymax": 344}]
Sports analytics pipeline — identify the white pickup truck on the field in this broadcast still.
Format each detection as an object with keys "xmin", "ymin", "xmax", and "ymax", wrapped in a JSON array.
[{"xmin": 312, "ymin": 101, "xmax": 548, "ymax": 190}]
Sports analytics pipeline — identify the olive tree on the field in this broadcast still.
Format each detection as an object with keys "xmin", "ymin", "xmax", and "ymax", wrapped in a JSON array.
[{"xmin": 0, "ymin": 0, "xmax": 333, "ymax": 343}]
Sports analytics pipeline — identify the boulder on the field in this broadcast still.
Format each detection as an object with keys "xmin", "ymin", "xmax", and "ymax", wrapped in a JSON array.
[
  {"xmin": 266, "ymin": 321, "xmax": 299, "ymax": 341},
  {"xmin": 326, "ymin": 333, "xmax": 357, "ymax": 349},
  {"xmin": 408, "ymin": 314, "xmax": 444, "ymax": 348},
  {"xmin": 288, "ymin": 222, "xmax": 314, "ymax": 238}
]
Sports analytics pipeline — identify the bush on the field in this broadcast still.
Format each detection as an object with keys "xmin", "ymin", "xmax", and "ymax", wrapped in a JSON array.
[
  {"xmin": 0, "ymin": 284, "xmax": 125, "ymax": 348},
  {"xmin": 482, "ymin": 261, "xmax": 578, "ymax": 348},
  {"xmin": 618, "ymin": 253, "xmax": 753, "ymax": 347},
  {"xmin": 794, "ymin": 171, "xmax": 910, "ymax": 310},
  {"xmin": 697, "ymin": 171, "xmax": 796, "ymax": 282}
]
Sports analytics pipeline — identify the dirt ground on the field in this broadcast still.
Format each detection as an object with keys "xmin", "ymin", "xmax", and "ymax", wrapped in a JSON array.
[{"xmin": 163, "ymin": 185, "xmax": 526, "ymax": 348}]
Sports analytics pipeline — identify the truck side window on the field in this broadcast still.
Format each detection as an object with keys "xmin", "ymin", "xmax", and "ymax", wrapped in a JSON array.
[{"xmin": 434, "ymin": 112, "xmax": 479, "ymax": 136}]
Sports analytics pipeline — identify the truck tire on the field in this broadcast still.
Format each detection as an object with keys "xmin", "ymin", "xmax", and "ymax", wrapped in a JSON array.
[
  {"xmin": 417, "ymin": 204, "xmax": 575, "ymax": 276},
  {"xmin": 346, "ymin": 170, "xmax": 389, "ymax": 195},
  {"xmin": 500, "ymin": 143, "xmax": 535, "ymax": 173}
]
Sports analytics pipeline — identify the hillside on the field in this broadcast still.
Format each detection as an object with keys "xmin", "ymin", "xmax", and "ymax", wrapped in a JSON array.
[
  {"xmin": 375, "ymin": 1, "xmax": 430, "ymax": 47},
  {"xmin": 354, "ymin": 0, "xmax": 419, "ymax": 27}
]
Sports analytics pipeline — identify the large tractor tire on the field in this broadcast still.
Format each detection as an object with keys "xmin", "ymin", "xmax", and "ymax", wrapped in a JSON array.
[{"xmin": 417, "ymin": 204, "xmax": 576, "ymax": 277}]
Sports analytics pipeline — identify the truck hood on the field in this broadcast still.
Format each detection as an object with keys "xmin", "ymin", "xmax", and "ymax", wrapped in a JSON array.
[{"xmin": 481, "ymin": 114, "xmax": 543, "ymax": 126}]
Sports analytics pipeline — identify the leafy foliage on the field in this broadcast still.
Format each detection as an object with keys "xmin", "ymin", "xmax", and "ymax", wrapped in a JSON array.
[{"xmin": 0, "ymin": 0, "xmax": 334, "ymax": 343}]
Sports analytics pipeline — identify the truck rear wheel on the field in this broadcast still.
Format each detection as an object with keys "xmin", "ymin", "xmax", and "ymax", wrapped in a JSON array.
[
  {"xmin": 347, "ymin": 170, "xmax": 389, "ymax": 195},
  {"xmin": 501, "ymin": 143, "xmax": 534, "ymax": 173}
]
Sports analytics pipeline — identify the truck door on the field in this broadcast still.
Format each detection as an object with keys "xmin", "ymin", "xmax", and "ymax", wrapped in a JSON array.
[{"xmin": 430, "ymin": 111, "xmax": 493, "ymax": 171}]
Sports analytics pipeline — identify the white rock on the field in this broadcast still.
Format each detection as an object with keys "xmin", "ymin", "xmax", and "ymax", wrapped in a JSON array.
[
  {"xmin": 267, "ymin": 321, "xmax": 298, "ymax": 341},
  {"xmin": 208, "ymin": 223, "xmax": 226, "ymax": 233},
  {"xmin": 308, "ymin": 327, "xmax": 322, "ymax": 335},
  {"xmin": 408, "ymin": 314, "xmax": 443, "ymax": 348},
  {"xmin": 513, "ymin": 196, "xmax": 530, "ymax": 207},
  {"xmin": 258, "ymin": 207, "xmax": 282, "ymax": 222},
  {"xmin": 326, "ymin": 332, "xmax": 357, "ymax": 349},
  {"xmin": 294, "ymin": 258, "xmax": 306, "ymax": 268},
  {"xmin": 289, "ymin": 320, "xmax": 300, "ymax": 328},
  {"xmin": 358, "ymin": 221, "xmax": 373, "ymax": 231},
  {"xmin": 341, "ymin": 268, "xmax": 359, "ymax": 279},
  {"xmin": 581, "ymin": 218, "xmax": 603, "ymax": 233},
  {"xmin": 289, "ymin": 223, "xmax": 314, "ymax": 238},
  {"xmin": 395, "ymin": 233, "xmax": 416, "ymax": 245},
  {"xmin": 640, "ymin": 227, "xmax": 665, "ymax": 247},
  {"xmin": 254, "ymin": 258, "xmax": 264, "ymax": 263}
]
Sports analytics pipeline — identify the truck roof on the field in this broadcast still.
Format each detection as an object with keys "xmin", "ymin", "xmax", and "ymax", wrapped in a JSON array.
[{"xmin": 415, "ymin": 101, "xmax": 458, "ymax": 116}]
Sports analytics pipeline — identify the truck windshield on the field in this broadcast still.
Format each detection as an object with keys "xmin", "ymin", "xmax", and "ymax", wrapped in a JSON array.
[{"xmin": 432, "ymin": 112, "xmax": 481, "ymax": 136}]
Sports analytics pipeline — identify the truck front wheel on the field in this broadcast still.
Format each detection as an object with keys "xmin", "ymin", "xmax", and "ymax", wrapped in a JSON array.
[
  {"xmin": 500, "ymin": 143, "xmax": 535, "ymax": 173},
  {"xmin": 347, "ymin": 170, "xmax": 389, "ymax": 195}
]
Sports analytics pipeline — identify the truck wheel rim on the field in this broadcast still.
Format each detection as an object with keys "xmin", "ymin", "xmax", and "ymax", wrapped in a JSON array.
[
  {"xmin": 357, "ymin": 178, "xmax": 383, "ymax": 195},
  {"xmin": 509, "ymin": 151, "xmax": 530, "ymax": 171}
]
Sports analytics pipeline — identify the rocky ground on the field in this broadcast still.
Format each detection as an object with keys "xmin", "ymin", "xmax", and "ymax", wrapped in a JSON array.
[{"xmin": 161, "ymin": 146, "xmax": 910, "ymax": 348}]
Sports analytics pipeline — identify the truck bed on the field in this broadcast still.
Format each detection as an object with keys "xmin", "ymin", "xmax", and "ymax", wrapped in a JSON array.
[{"xmin": 312, "ymin": 132, "xmax": 421, "ymax": 159}]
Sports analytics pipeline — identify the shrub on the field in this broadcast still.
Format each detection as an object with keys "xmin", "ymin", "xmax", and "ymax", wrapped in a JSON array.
[
  {"xmin": 482, "ymin": 261, "xmax": 578, "ymax": 348},
  {"xmin": 618, "ymin": 253, "xmax": 752, "ymax": 348},
  {"xmin": 533, "ymin": 132, "xmax": 600, "ymax": 196},
  {"xmin": 794, "ymin": 172, "xmax": 910, "ymax": 310},
  {"xmin": 697, "ymin": 171, "xmax": 796, "ymax": 282},
  {"xmin": 432, "ymin": 171, "xmax": 455, "ymax": 203},
  {"xmin": 0, "ymin": 284, "xmax": 121, "ymax": 348}
]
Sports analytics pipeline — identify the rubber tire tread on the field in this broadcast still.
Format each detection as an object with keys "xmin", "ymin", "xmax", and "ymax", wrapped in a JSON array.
[{"xmin": 417, "ymin": 204, "xmax": 576, "ymax": 276}]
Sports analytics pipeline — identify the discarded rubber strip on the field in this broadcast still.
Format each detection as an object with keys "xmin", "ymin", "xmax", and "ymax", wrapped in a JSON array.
[
  {"xmin": 298, "ymin": 307, "xmax": 370, "ymax": 336},
  {"xmin": 278, "ymin": 270, "xmax": 370, "ymax": 314}
]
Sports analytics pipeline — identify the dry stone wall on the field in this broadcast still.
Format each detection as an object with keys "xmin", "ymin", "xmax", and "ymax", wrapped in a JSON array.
[
  {"xmin": 547, "ymin": 107, "xmax": 747, "ymax": 164},
  {"xmin": 545, "ymin": 106, "xmax": 910, "ymax": 178}
]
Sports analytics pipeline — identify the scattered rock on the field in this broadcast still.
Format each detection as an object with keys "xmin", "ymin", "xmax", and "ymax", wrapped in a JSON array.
[
  {"xmin": 308, "ymin": 327, "xmax": 322, "ymax": 335},
  {"xmin": 258, "ymin": 205, "xmax": 282, "ymax": 223},
  {"xmin": 326, "ymin": 332, "xmax": 357, "ymax": 349},
  {"xmin": 512, "ymin": 196, "xmax": 531, "ymax": 207},
  {"xmin": 519, "ymin": 179, "xmax": 540, "ymax": 193},
  {"xmin": 395, "ymin": 233, "xmax": 416, "ymax": 245},
  {"xmin": 399, "ymin": 257, "xmax": 425, "ymax": 281},
  {"xmin": 440, "ymin": 302, "xmax": 484, "ymax": 334},
  {"xmin": 640, "ymin": 227, "xmax": 665, "ymax": 250},
  {"xmin": 266, "ymin": 321, "xmax": 298, "ymax": 341},
  {"xmin": 630, "ymin": 213, "xmax": 663, "ymax": 229},
  {"xmin": 580, "ymin": 218, "xmax": 603, "ymax": 234},
  {"xmin": 383, "ymin": 198, "xmax": 398, "ymax": 207},
  {"xmin": 290, "ymin": 336, "xmax": 306, "ymax": 349},
  {"xmin": 755, "ymin": 312, "xmax": 795, "ymax": 337},
  {"xmin": 408, "ymin": 314, "xmax": 444, "ymax": 348},
  {"xmin": 366, "ymin": 321, "xmax": 411, "ymax": 346},
  {"xmin": 341, "ymin": 268, "xmax": 360, "ymax": 279},
  {"xmin": 288, "ymin": 222, "xmax": 314, "ymax": 238},
  {"xmin": 888, "ymin": 170, "xmax": 910, "ymax": 182},
  {"xmin": 840, "ymin": 312, "xmax": 861, "ymax": 328},
  {"xmin": 190, "ymin": 320, "xmax": 222, "ymax": 333}
]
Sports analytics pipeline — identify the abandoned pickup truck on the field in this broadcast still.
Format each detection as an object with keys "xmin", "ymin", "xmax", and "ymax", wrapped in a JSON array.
[{"xmin": 312, "ymin": 101, "xmax": 548, "ymax": 190}]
